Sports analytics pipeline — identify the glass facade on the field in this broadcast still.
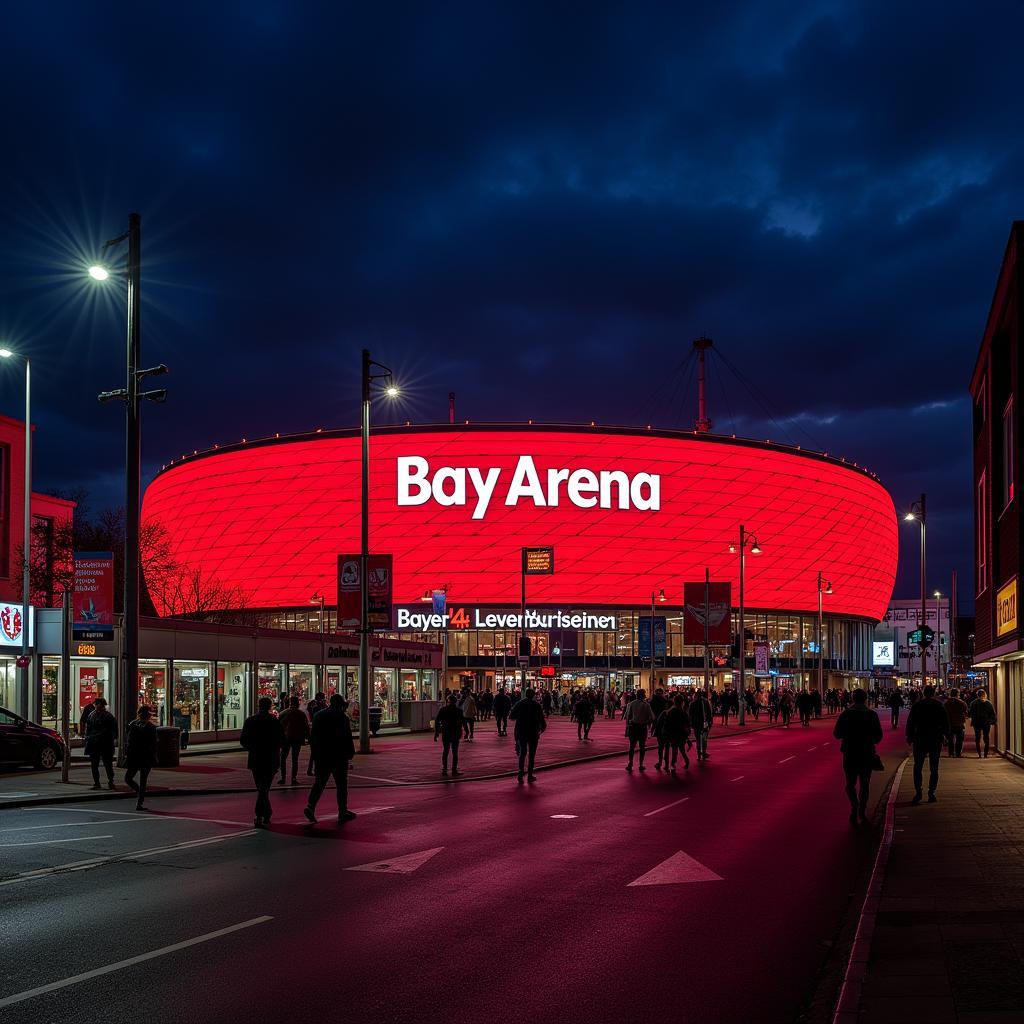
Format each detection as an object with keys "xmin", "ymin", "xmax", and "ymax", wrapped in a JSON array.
[
  {"xmin": 173, "ymin": 661, "xmax": 213, "ymax": 734},
  {"xmin": 217, "ymin": 662, "xmax": 250, "ymax": 731},
  {"xmin": 139, "ymin": 659, "xmax": 169, "ymax": 725}
]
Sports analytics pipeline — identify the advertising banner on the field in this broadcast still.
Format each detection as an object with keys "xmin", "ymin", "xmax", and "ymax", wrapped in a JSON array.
[
  {"xmin": 0, "ymin": 602, "xmax": 35, "ymax": 648},
  {"xmin": 73, "ymin": 551, "xmax": 115, "ymax": 642},
  {"xmin": 683, "ymin": 581, "xmax": 732, "ymax": 646},
  {"xmin": 638, "ymin": 615, "xmax": 667, "ymax": 659},
  {"xmin": 522, "ymin": 546, "xmax": 555, "ymax": 575},
  {"xmin": 431, "ymin": 590, "xmax": 447, "ymax": 616},
  {"xmin": 337, "ymin": 554, "xmax": 394, "ymax": 630},
  {"xmin": 872, "ymin": 640, "xmax": 895, "ymax": 667},
  {"xmin": 754, "ymin": 641, "xmax": 770, "ymax": 674},
  {"xmin": 997, "ymin": 577, "xmax": 1017, "ymax": 637}
]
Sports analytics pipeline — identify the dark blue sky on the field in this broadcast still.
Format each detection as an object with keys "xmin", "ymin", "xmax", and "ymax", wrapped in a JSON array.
[{"xmin": 1, "ymin": 2, "xmax": 1020, "ymax": 607}]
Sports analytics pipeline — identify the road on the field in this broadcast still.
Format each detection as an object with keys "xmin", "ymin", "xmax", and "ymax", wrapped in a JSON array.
[{"xmin": 0, "ymin": 718, "xmax": 900, "ymax": 1024}]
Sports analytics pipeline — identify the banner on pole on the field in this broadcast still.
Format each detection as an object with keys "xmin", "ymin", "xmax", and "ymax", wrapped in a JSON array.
[
  {"xmin": 683, "ymin": 582, "xmax": 731, "ymax": 645},
  {"xmin": 638, "ymin": 615, "xmax": 667, "ymax": 659},
  {"xmin": 73, "ymin": 551, "xmax": 115, "ymax": 642},
  {"xmin": 337, "ymin": 554, "xmax": 394, "ymax": 630},
  {"xmin": 754, "ymin": 641, "xmax": 770, "ymax": 674}
]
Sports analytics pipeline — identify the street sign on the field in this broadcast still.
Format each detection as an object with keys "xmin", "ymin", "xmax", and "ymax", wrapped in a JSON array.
[
  {"xmin": 908, "ymin": 625, "xmax": 935, "ymax": 648},
  {"xmin": 522, "ymin": 547, "xmax": 555, "ymax": 574}
]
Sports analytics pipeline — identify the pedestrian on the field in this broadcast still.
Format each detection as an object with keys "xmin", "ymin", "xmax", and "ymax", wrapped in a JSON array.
[
  {"xmin": 493, "ymin": 687, "xmax": 512, "ymax": 736},
  {"xmin": 905, "ymin": 684, "xmax": 951, "ymax": 804},
  {"xmin": 575, "ymin": 692, "xmax": 595, "ymax": 741},
  {"xmin": 624, "ymin": 689, "xmax": 655, "ymax": 771},
  {"xmin": 779, "ymin": 689, "xmax": 793, "ymax": 728},
  {"xmin": 796, "ymin": 689, "xmax": 814, "ymax": 727},
  {"xmin": 886, "ymin": 689, "xmax": 903, "ymax": 729},
  {"xmin": 434, "ymin": 693, "xmax": 465, "ymax": 775},
  {"xmin": 968, "ymin": 689, "xmax": 997, "ymax": 758},
  {"xmin": 304, "ymin": 694, "xmax": 357, "ymax": 825},
  {"xmin": 832, "ymin": 688, "xmax": 883, "ymax": 825},
  {"xmin": 510, "ymin": 687, "xmax": 546, "ymax": 782},
  {"xmin": 124, "ymin": 705, "xmax": 158, "ymax": 811},
  {"xmin": 461, "ymin": 689, "xmax": 478, "ymax": 740},
  {"xmin": 664, "ymin": 694, "xmax": 691, "ymax": 771},
  {"xmin": 79, "ymin": 699, "xmax": 96, "ymax": 738},
  {"xmin": 278, "ymin": 696, "xmax": 310, "ymax": 785},
  {"xmin": 84, "ymin": 697, "xmax": 118, "ymax": 791},
  {"xmin": 240, "ymin": 696, "xmax": 285, "ymax": 827},
  {"xmin": 305, "ymin": 691, "xmax": 327, "ymax": 776},
  {"xmin": 653, "ymin": 702, "xmax": 671, "ymax": 770},
  {"xmin": 943, "ymin": 688, "xmax": 969, "ymax": 758},
  {"xmin": 690, "ymin": 689, "xmax": 713, "ymax": 761}
]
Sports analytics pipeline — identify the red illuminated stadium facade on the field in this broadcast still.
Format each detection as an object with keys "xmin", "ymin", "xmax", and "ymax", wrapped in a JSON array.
[{"xmin": 142, "ymin": 424, "xmax": 897, "ymax": 702}]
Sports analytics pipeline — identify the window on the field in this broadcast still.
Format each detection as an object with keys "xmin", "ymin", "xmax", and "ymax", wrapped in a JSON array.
[
  {"xmin": 974, "ymin": 374, "xmax": 987, "ymax": 437},
  {"xmin": 1003, "ymin": 397, "xmax": 1015, "ymax": 508},
  {"xmin": 977, "ymin": 471, "xmax": 987, "ymax": 594}
]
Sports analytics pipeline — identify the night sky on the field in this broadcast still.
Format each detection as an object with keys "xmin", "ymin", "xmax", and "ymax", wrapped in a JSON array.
[{"xmin": 1, "ymin": 2, "xmax": 1021, "ymax": 609}]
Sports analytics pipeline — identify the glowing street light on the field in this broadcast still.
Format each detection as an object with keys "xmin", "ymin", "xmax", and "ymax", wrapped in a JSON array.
[
  {"xmin": 88, "ymin": 264, "xmax": 110, "ymax": 281},
  {"xmin": 817, "ymin": 571, "xmax": 833, "ymax": 699},
  {"xmin": 903, "ymin": 494, "xmax": 927, "ymax": 685},
  {"xmin": 732, "ymin": 525, "xmax": 762, "ymax": 725}
]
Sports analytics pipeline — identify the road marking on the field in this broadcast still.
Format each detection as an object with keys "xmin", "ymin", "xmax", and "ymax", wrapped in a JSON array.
[
  {"xmin": 550, "ymin": 814, "xmax": 578, "ymax": 819},
  {"xmin": 628, "ymin": 850, "xmax": 723, "ymax": 886},
  {"xmin": 21, "ymin": 807, "xmax": 249, "ymax": 826},
  {"xmin": 807, "ymin": 746, "xmax": 818, "ymax": 751},
  {"xmin": 0, "ymin": 819, "xmax": 182, "ymax": 833},
  {"xmin": 349, "ymin": 773, "xmax": 406, "ymax": 785},
  {"xmin": 0, "ymin": 830, "xmax": 258, "ymax": 888},
  {"xmin": 0, "ymin": 835, "xmax": 115, "ymax": 848},
  {"xmin": 0, "ymin": 792, "xmax": 38, "ymax": 799},
  {"xmin": 730, "ymin": 776, "xmax": 745, "ymax": 782},
  {"xmin": 351, "ymin": 805, "xmax": 395, "ymax": 816},
  {"xmin": 643, "ymin": 796, "xmax": 690, "ymax": 818},
  {"xmin": 779, "ymin": 756, "xmax": 796, "ymax": 763},
  {"xmin": 0, "ymin": 916, "xmax": 272, "ymax": 1009},
  {"xmin": 345, "ymin": 847, "xmax": 443, "ymax": 874}
]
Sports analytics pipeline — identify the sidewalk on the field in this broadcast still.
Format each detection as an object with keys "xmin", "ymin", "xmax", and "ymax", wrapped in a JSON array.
[
  {"xmin": 855, "ymin": 753, "xmax": 1024, "ymax": 1023},
  {"xmin": 0, "ymin": 712, "xmax": 784, "ymax": 807}
]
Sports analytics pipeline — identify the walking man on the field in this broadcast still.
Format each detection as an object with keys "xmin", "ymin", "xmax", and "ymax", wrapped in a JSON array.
[
  {"xmin": 124, "ymin": 705, "xmax": 158, "ymax": 811},
  {"xmin": 832, "ymin": 688, "xmax": 883, "ymax": 825},
  {"xmin": 905, "ymin": 685, "xmax": 950, "ymax": 804},
  {"xmin": 624, "ymin": 689, "xmax": 655, "ymax": 771},
  {"xmin": 240, "ymin": 696, "xmax": 285, "ymax": 827},
  {"xmin": 279, "ymin": 696, "xmax": 310, "ymax": 785},
  {"xmin": 665, "ymin": 694, "xmax": 691, "ymax": 772},
  {"xmin": 434, "ymin": 693, "xmax": 465, "ymax": 775},
  {"xmin": 304, "ymin": 694, "xmax": 357, "ymax": 824},
  {"xmin": 461, "ymin": 688, "xmax": 478, "ymax": 740},
  {"xmin": 510, "ymin": 687, "xmax": 546, "ymax": 782},
  {"xmin": 575, "ymin": 692, "xmax": 595, "ymax": 741},
  {"xmin": 944, "ymin": 688, "xmax": 969, "ymax": 758},
  {"xmin": 305, "ymin": 691, "xmax": 327, "ymax": 776},
  {"xmin": 796, "ymin": 688, "xmax": 814, "ymax": 727},
  {"xmin": 887, "ymin": 689, "xmax": 903, "ymax": 729},
  {"xmin": 84, "ymin": 697, "xmax": 118, "ymax": 791},
  {"xmin": 690, "ymin": 689, "xmax": 713, "ymax": 761},
  {"xmin": 493, "ymin": 687, "xmax": 512, "ymax": 736},
  {"xmin": 968, "ymin": 689, "xmax": 997, "ymax": 758}
]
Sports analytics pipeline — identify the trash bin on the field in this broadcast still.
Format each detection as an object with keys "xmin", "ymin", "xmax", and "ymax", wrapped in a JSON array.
[
  {"xmin": 369, "ymin": 706, "xmax": 384, "ymax": 736},
  {"xmin": 155, "ymin": 726, "xmax": 181, "ymax": 768}
]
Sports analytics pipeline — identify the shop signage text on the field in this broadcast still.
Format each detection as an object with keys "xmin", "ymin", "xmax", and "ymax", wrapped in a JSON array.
[
  {"xmin": 997, "ymin": 577, "xmax": 1018, "ymax": 637},
  {"xmin": 396, "ymin": 455, "xmax": 661, "ymax": 520},
  {"xmin": 395, "ymin": 606, "xmax": 617, "ymax": 631},
  {"xmin": 73, "ymin": 551, "xmax": 115, "ymax": 642}
]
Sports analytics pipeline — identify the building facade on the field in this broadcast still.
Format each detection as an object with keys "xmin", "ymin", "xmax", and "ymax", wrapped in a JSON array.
[
  {"xmin": 971, "ymin": 221, "xmax": 1024, "ymax": 766},
  {"xmin": 872, "ymin": 597, "xmax": 954, "ymax": 687}
]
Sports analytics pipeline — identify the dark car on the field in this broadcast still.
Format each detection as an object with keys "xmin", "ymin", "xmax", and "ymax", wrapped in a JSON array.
[{"xmin": 0, "ymin": 706, "xmax": 66, "ymax": 769}]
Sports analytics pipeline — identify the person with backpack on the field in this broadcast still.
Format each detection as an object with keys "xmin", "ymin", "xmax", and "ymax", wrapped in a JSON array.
[
  {"xmin": 84, "ymin": 697, "xmax": 118, "ymax": 791},
  {"xmin": 832, "ymin": 688, "xmax": 883, "ymax": 825},
  {"xmin": 624, "ymin": 689, "xmax": 655, "ymax": 771},
  {"xmin": 968, "ymin": 689, "xmax": 997, "ymax": 758},
  {"xmin": 279, "ymin": 696, "xmax": 311, "ymax": 785},
  {"xmin": 434, "ymin": 694, "xmax": 465, "ymax": 776},
  {"xmin": 123, "ymin": 705, "xmax": 158, "ymax": 811}
]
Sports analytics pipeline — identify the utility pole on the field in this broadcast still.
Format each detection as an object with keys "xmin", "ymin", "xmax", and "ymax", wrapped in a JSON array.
[{"xmin": 693, "ymin": 336, "xmax": 713, "ymax": 433}]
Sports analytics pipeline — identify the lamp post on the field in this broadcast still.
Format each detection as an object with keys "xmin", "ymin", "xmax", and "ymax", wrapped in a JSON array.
[
  {"xmin": 89, "ymin": 214, "xmax": 167, "ymax": 755},
  {"xmin": 933, "ymin": 589, "xmax": 943, "ymax": 688},
  {"xmin": 817, "ymin": 571, "xmax": 833, "ymax": 700},
  {"xmin": 904, "ymin": 495, "xmax": 927, "ymax": 686},
  {"xmin": 649, "ymin": 588, "xmax": 667, "ymax": 692},
  {"xmin": 0, "ymin": 349, "xmax": 31, "ymax": 718},
  {"xmin": 729, "ymin": 525, "xmax": 762, "ymax": 726},
  {"xmin": 358, "ymin": 349, "xmax": 398, "ymax": 755},
  {"xmin": 310, "ymin": 592, "xmax": 326, "ymax": 634}
]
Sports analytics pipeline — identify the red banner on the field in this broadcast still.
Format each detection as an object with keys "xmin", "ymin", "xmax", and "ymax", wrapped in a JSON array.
[
  {"xmin": 683, "ymin": 581, "xmax": 732, "ymax": 646},
  {"xmin": 73, "ymin": 552, "xmax": 115, "ymax": 641},
  {"xmin": 337, "ymin": 554, "xmax": 394, "ymax": 630}
]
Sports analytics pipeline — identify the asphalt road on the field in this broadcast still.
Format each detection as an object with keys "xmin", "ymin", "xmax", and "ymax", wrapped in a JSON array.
[{"xmin": 0, "ymin": 719, "xmax": 900, "ymax": 1024}]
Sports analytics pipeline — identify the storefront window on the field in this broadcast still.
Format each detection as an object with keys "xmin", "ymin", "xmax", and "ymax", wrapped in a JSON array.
[
  {"xmin": 0, "ymin": 659, "xmax": 15, "ymax": 713},
  {"xmin": 258, "ymin": 663, "xmax": 285, "ymax": 706},
  {"xmin": 217, "ymin": 662, "xmax": 250, "ymax": 731},
  {"xmin": 400, "ymin": 669, "xmax": 418, "ymax": 701},
  {"xmin": 288, "ymin": 664, "xmax": 315, "ymax": 704},
  {"xmin": 420, "ymin": 669, "xmax": 437, "ymax": 701},
  {"xmin": 373, "ymin": 666, "xmax": 397, "ymax": 723},
  {"xmin": 73, "ymin": 659, "xmax": 112, "ymax": 732},
  {"xmin": 41, "ymin": 657, "xmax": 60, "ymax": 730},
  {"xmin": 173, "ymin": 661, "xmax": 212, "ymax": 735},
  {"xmin": 325, "ymin": 667, "xmax": 342, "ymax": 698},
  {"xmin": 138, "ymin": 660, "xmax": 168, "ymax": 726}
]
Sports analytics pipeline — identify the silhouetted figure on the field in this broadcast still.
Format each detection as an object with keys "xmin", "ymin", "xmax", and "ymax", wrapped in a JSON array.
[
  {"xmin": 796, "ymin": 689, "xmax": 814, "ymax": 727},
  {"xmin": 944, "ymin": 688, "xmax": 969, "ymax": 757},
  {"xmin": 833, "ymin": 688, "xmax": 882, "ymax": 824},
  {"xmin": 124, "ymin": 705, "xmax": 158, "ymax": 810},
  {"xmin": 510, "ymin": 688, "xmax": 546, "ymax": 782},
  {"xmin": 304, "ymin": 694, "xmax": 356, "ymax": 824},
  {"xmin": 434, "ymin": 694, "xmax": 465, "ymax": 775},
  {"xmin": 968, "ymin": 689, "xmax": 996, "ymax": 758},
  {"xmin": 905, "ymin": 684, "xmax": 950, "ymax": 804},
  {"xmin": 305, "ymin": 692, "xmax": 327, "ymax": 776},
  {"xmin": 665, "ymin": 694, "xmax": 691, "ymax": 771},
  {"xmin": 279, "ymin": 696, "xmax": 310, "ymax": 785},
  {"xmin": 84, "ymin": 697, "xmax": 117, "ymax": 790},
  {"xmin": 240, "ymin": 696, "xmax": 285, "ymax": 827},
  {"xmin": 690, "ymin": 690, "xmax": 713, "ymax": 760},
  {"xmin": 493, "ymin": 688, "xmax": 512, "ymax": 736},
  {"xmin": 624, "ymin": 689, "xmax": 654, "ymax": 771},
  {"xmin": 575, "ymin": 692, "xmax": 595, "ymax": 741},
  {"xmin": 886, "ymin": 689, "xmax": 903, "ymax": 728}
]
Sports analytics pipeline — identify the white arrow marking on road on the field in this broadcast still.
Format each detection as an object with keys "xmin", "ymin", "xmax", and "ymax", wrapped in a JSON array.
[
  {"xmin": 345, "ymin": 847, "xmax": 444, "ymax": 874},
  {"xmin": 627, "ymin": 850, "xmax": 723, "ymax": 887}
]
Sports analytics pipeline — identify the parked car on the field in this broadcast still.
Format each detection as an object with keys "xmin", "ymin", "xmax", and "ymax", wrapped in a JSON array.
[{"xmin": 0, "ymin": 706, "xmax": 66, "ymax": 769}]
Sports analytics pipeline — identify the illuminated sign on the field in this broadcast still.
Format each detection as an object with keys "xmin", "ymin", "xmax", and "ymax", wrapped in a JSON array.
[
  {"xmin": 397, "ymin": 455, "xmax": 660, "ymax": 520},
  {"xmin": 997, "ymin": 577, "xmax": 1017, "ymax": 637},
  {"xmin": 77, "ymin": 643, "xmax": 97, "ymax": 656},
  {"xmin": 523, "ymin": 547, "xmax": 555, "ymax": 575},
  {"xmin": 0, "ymin": 603, "xmax": 34, "ymax": 648},
  {"xmin": 395, "ymin": 606, "xmax": 617, "ymax": 631},
  {"xmin": 73, "ymin": 552, "xmax": 115, "ymax": 642},
  {"xmin": 872, "ymin": 640, "xmax": 895, "ymax": 666}
]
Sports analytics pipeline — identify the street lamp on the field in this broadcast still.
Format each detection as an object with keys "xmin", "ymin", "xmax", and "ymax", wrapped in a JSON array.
[
  {"xmin": 0, "ymin": 348, "xmax": 31, "ymax": 717},
  {"xmin": 89, "ymin": 214, "xmax": 167, "ymax": 754},
  {"xmin": 933, "ymin": 589, "xmax": 943, "ymax": 687},
  {"xmin": 730, "ymin": 525, "xmax": 762, "ymax": 725},
  {"xmin": 817, "ymin": 571, "xmax": 833, "ymax": 700},
  {"xmin": 310, "ymin": 592, "xmax": 326, "ymax": 634},
  {"xmin": 649, "ymin": 587, "xmax": 667, "ymax": 692},
  {"xmin": 358, "ymin": 348, "xmax": 399, "ymax": 754},
  {"xmin": 903, "ymin": 494, "xmax": 927, "ymax": 686}
]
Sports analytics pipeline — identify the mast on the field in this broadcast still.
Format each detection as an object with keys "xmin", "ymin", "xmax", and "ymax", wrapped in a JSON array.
[{"xmin": 694, "ymin": 336, "xmax": 713, "ymax": 433}]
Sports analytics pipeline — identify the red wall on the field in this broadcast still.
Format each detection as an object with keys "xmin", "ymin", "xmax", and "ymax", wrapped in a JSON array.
[{"xmin": 142, "ymin": 426, "xmax": 898, "ymax": 619}]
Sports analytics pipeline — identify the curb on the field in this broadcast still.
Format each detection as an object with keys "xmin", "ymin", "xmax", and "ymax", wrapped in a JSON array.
[{"xmin": 1, "ymin": 716, "xmax": 795, "ymax": 808}]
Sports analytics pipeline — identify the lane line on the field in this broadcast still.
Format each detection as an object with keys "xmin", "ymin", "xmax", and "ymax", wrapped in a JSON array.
[
  {"xmin": 643, "ymin": 796, "xmax": 690, "ymax": 818},
  {"xmin": 0, "ymin": 835, "xmax": 114, "ymax": 848},
  {"xmin": 21, "ymin": 807, "xmax": 249, "ymax": 826},
  {"xmin": 778, "ymin": 756, "xmax": 796, "ymax": 764},
  {"xmin": 348, "ymin": 773, "xmax": 406, "ymax": 785},
  {"xmin": 807, "ymin": 746, "xmax": 818, "ymax": 751},
  {"xmin": 0, "ymin": 830, "xmax": 258, "ymax": 888},
  {"xmin": 0, "ymin": 916, "xmax": 272, "ymax": 1009},
  {"xmin": 0, "ymin": 820, "xmax": 177, "ymax": 833},
  {"xmin": 729, "ymin": 776, "xmax": 745, "ymax": 782}
]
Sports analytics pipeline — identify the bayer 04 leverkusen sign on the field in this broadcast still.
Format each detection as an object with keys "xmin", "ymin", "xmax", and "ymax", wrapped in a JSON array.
[{"xmin": 522, "ymin": 546, "xmax": 555, "ymax": 574}]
